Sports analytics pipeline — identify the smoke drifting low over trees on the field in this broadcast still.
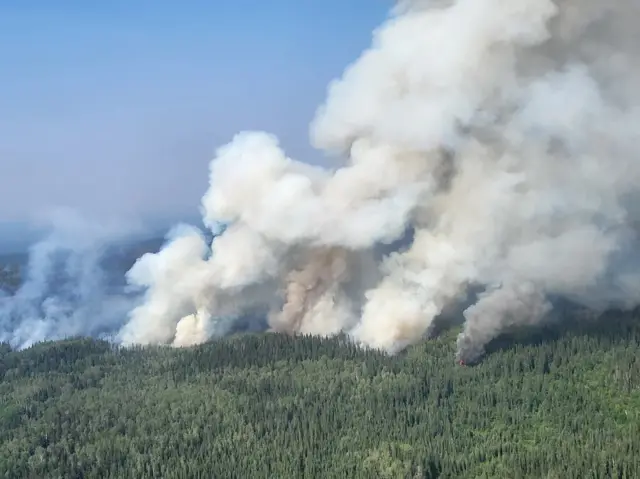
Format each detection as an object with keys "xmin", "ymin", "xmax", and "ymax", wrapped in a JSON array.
[{"xmin": 3, "ymin": 1, "xmax": 640, "ymax": 362}]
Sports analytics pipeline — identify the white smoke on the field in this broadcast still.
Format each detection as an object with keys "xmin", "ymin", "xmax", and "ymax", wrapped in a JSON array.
[
  {"xmin": 117, "ymin": 0, "xmax": 640, "ymax": 361},
  {"xmin": 0, "ymin": 210, "xmax": 144, "ymax": 349}
]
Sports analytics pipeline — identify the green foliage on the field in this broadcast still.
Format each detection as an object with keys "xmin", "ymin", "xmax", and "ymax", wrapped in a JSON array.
[{"xmin": 1, "ymin": 316, "xmax": 640, "ymax": 478}]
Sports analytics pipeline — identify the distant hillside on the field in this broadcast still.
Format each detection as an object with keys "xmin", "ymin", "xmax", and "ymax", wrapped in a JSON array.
[
  {"xmin": 100, "ymin": 236, "xmax": 167, "ymax": 277},
  {"xmin": 0, "ymin": 235, "xmax": 166, "ymax": 294},
  {"xmin": 0, "ymin": 222, "xmax": 45, "ymax": 254},
  {"xmin": 1, "ymin": 313, "xmax": 639, "ymax": 478}
]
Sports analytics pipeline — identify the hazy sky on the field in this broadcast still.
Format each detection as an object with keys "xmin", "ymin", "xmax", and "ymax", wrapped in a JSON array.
[{"xmin": 0, "ymin": 1, "xmax": 388, "ymax": 228}]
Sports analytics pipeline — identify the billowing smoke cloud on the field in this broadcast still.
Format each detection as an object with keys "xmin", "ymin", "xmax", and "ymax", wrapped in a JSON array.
[
  {"xmin": 118, "ymin": 0, "xmax": 640, "ymax": 362},
  {"xmin": 0, "ymin": 210, "xmax": 144, "ymax": 349}
]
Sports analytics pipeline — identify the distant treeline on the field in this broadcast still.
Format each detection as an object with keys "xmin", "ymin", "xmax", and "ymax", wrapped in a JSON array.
[
  {"xmin": 0, "ymin": 236, "xmax": 166, "ymax": 294},
  {"xmin": 1, "ymin": 314, "xmax": 639, "ymax": 478}
]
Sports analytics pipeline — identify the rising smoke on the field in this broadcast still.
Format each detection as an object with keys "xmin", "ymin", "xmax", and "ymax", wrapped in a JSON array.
[
  {"xmin": 6, "ymin": 1, "xmax": 640, "ymax": 363},
  {"xmin": 110, "ymin": 0, "xmax": 640, "ymax": 362},
  {"xmin": 116, "ymin": 0, "xmax": 640, "ymax": 362},
  {"xmin": 0, "ymin": 210, "xmax": 143, "ymax": 349}
]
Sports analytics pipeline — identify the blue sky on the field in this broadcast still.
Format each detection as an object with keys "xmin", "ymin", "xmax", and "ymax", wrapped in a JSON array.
[{"xmin": 0, "ymin": 1, "xmax": 388, "ymax": 236}]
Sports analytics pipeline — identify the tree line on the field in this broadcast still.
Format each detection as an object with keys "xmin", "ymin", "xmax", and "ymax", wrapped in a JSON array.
[{"xmin": 1, "ymin": 312, "xmax": 639, "ymax": 478}]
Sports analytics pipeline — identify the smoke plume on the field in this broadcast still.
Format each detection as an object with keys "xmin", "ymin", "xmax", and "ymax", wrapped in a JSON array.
[
  {"xmin": 0, "ymin": 210, "xmax": 143, "ymax": 349},
  {"xmin": 118, "ymin": 0, "xmax": 640, "ymax": 362}
]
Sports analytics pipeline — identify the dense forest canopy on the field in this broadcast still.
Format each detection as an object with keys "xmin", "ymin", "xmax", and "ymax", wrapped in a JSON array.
[{"xmin": 1, "ymin": 311, "xmax": 639, "ymax": 479}]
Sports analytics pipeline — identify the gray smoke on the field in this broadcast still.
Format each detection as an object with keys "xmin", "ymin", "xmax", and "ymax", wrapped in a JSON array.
[
  {"xmin": 111, "ymin": 0, "xmax": 640, "ymax": 361},
  {"xmin": 0, "ymin": 210, "xmax": 143, "ymax": 349}
]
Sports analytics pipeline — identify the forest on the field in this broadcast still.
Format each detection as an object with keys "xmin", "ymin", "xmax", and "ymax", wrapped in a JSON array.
[{"xmin": 1, "ymin": 309, "xmax": 639, "ymax": 479}]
